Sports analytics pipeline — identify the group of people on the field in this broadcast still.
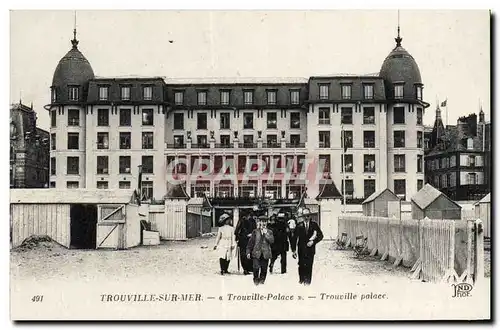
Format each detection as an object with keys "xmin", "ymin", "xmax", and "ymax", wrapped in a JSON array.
[{"xmin": 213, "ymin": 208, "xmax": 324, "ymax": 286}]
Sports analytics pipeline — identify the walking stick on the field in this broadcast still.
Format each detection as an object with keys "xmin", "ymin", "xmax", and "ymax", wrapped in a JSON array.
[{"xmin": 237, "ymin": 245, "xmax": 241, "ymax": 272}]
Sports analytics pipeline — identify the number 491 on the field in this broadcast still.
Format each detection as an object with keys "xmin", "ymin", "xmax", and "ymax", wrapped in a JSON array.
[{"xmin": 31, "ymin": 295, "xmax": 44, "ymax": 302}]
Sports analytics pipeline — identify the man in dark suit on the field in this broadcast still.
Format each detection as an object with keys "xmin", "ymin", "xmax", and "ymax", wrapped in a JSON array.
[
  {"xmin": 246, "ymin": 215, "xmax": 274, "ymax": 285},
  {"xmin": 290, "ymin": 208, "xmax": 324, "ymax": 285},
  {"xmin": 269, "ymin": 213, "xmax": 290, "ymax": 274},
  {"xmin": 234, "ymin": 213, "xmax": 257, "ymax": 275}
]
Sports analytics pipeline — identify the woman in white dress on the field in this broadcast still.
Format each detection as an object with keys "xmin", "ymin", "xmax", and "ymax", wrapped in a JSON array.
[{"xmin": 213, "ymin": 213, "xmax": 236, "ymax": 275}]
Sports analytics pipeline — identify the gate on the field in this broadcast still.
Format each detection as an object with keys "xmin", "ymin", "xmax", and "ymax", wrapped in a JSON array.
[
  {"xmin": 186, "ymin": 204, "xmax": 212, "ymax": 238},
  {"xmin": 96, "ymin": 204, "xmax": 126, "ymax": 249}
]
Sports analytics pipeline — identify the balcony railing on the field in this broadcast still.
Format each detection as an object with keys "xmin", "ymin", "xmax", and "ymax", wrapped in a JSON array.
[
  {"xmin": 364, "ymin": 140, "xmax": 375, "ymax": 148},
  {"xmin": 262, "ymin": 143, "xmax": 281, "ymax": 148},
  {"xmin": 215, "ymin": 143, "xmax": 233, "ymax": 148},
  {"xmin": 239, "ymin": 143, "xmax": 257, "ymax": 148},
  {"xmin": 319, "ymin": 142, "xmax": 331, "ymax": 148},
  {"xmin": 286, "ymin": 142, "xmax": 305, "ymax": 148},
  {"xmin": 167, "ymin": 144, "xmax": 187, "ymax": 149},
  {"xmin": 191, "ymin": 144, "xmax": 210, "ymax": 149}
]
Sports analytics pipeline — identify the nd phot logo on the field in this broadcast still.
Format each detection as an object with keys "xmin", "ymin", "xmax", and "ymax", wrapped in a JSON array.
[{"xmin": 451, "ymin": 282, "xmax": 473, "ymax": 298}]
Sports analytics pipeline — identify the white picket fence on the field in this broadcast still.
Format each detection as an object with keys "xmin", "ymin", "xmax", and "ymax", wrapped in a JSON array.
[{"xmin": 338, "ymin": 215, "xmax": 484, "ymax": 284}]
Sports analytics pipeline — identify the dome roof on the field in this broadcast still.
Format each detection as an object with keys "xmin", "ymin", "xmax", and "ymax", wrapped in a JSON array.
[
  {"xmin": 379, "ymin": 34, "xmax": 423, "ymax": 100},
  {"xmin": 52, "ymin": 39, "xmax": 95, "ymax": 88}
]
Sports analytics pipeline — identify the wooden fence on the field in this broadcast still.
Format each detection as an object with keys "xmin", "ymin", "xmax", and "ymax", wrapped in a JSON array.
[{"xmin": 338, "ymin": 215, "xmax": 484, "ymax": 284}]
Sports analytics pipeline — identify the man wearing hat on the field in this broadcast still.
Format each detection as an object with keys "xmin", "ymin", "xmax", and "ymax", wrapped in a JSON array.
[
  {"xmin": 290, "ymin": 208, "xmax": 323, "ymax": 285},
  {"xmin": 213, "ymin": 213, "xmax": 236, "ymax": 275},
  {"xmin": 246, "ymin": 215, "xmax": 274, "ymax": 285},
  {"xmin": 234, "ymin": 211, "xmax": 257, "ymax": 275},
  {"xmin": 269, "ymin": 212, "xmax": 290, "ymax": 274}
]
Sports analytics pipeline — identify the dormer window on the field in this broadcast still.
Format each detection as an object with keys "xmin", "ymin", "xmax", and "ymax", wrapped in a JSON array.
[
  {"xmin": 341, "ymin": 84, "xmax": 352, "ymax": 100},
  {"xmin": 416, "ymin": 85, "xmax": 423, "ymax": 100},
  {"xmin": 267, "ymin": 90, "xmax": 277, "ymax": 105},
  {"xmin": 51, "ymin": 88, "xmax": 57, "ymax": 103},
  {"xmin": 363, "ymin": 84, "xmax": 374, "ymax": 100},
  {"xmin": 319, "ymin": 84, "xmax": 329, "ymax": 100},
  {"xmin": 143, "ymin": 86, "xmax": 153, "ymax": 101},
  {"xmin": 394, "ymin": 84, "xmax": 404, "ymax": 99},
  {"xmin": 68, "ymin": 86, "xmax": 79, "ymax": 101},
  {"xmin": 121, "ymin": 86, "xmax": 131, "ymax": 100},
  {"xmin": 174, "ymin": 91, "xmax": 184, "ymax": 105},
  {"xmin": 99, "ymin": 86, "xmax": 109, "ymax": 101},
  {"xmin": 197, "ymin": 91, "xmax": 207, "ymax": 105},
  {"xmin": 244, "ymin": 90, "xmax": 254, "ymax": 105}
]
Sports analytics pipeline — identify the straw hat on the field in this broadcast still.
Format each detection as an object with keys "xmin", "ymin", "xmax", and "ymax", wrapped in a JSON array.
[{"xmin": 218, "ymin": 213, "xmax": 231, "ymax": 225}]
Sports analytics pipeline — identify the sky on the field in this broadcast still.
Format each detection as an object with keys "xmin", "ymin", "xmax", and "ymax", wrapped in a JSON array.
[{"xmin": 10, "ymin": 10, "xmax": 490, "ymax": 131}]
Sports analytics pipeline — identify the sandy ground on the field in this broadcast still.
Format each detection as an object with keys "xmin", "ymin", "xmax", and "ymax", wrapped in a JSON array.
[{"xmin": 10, "ymin": 237, "xmax": 491, "ymax": 320}]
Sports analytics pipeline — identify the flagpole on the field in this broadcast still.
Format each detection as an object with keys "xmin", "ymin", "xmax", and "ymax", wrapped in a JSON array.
[
  {"xmin": 445, "ymin": 98, "xmax": 448, "ymax": 128},
  {"xmin": 341, "ymin": 125, "xmax": 346, "ymax": 213}
]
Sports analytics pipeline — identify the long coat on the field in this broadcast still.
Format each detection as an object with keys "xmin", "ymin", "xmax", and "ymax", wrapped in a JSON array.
[
  {"xmin": 234, "ymin": 217, "xmax": 257, "ymax": 248},
  {"xmin": 247, "ymin": 229, "xmax": 274, "ymax": 260},
  {"xmin": 290, "ymin": 220, "xmax": 324, "ymax": 257},
  {"xmin": 214, "ymin": 225, "xmax": 236, "ymax": 260},
  {"xmin": 269, "ymin": 220, "xmax": 289, "ymax": 253}
]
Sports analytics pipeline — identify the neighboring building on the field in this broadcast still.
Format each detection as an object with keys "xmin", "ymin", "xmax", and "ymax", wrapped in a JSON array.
[
  {"xmin": 48, "ymin": 27, "xmax": 429, "ymax": 202},
  {"xmin": 10, "ymin": 102, "xmax": 50, "ymax": 188},
  {"xmin": 425, "ymin": 107, "xmax": 490, "ymax": 201}
]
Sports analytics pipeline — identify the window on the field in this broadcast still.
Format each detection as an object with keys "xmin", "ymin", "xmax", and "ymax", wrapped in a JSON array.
[
  {"xmin": 220, "ymin": 135, "xmax": 231, "ymax": 147},
  {"xmin": 244, "ymin": 90, "xmax": 253, "ymax": 105},
  {"xmin": 220, "ymin": 112, "xmax": 230, "ymax": 129},
  {"xmin": 467, "ymin": 138, "xmax": 474, "ymax": 150},
  {"xmin": 96, "ymin": 156, "xmax": 109, "ymax": 174},
  {"xmin": 394, "ymin": 84, "xmax": 404, "ymax": 99},
  {"xmin": 68, "ymin": 86, "xmax": 79, "ymax": 101},
  {"xmin": 67, "ymin": 181, "xmax": 79, "ymax": 189},
  {"xmin": 364, "ymin": 131, "xmax": 375, "ymax": 148},
  {"xmin": 363, "ymin": 84, "xmax": 374, "ymax": 100},
  {"xmin": 468, "ymin": 155, "xmax": 476, "ymax": 167},
  {"xmin": 175, "ymin": 91, "xmax": 184, "ymax": 105},
  {"xmin": 267, "ymin": 90, "xmax": 277, "ymax": 105},
  {"xmin": 50, "ymin": 157, "xmax": 56, "ymax": 175},
  {"xmin": 318, "ymin": 108, "xmax": 330, "ymax": 125},
  {"xmin": 119, "ymin": 181, "xmax": 131, "ymax": 189},
  {"xmin": 416, "ymin": 85, "xmax": 423, "ymax": 100},
  {"xmin": 341, "ymin": 84, "xmax": 352, "ymax": 100},
  {"xmin": 68, "ymin": 109, "xmax": 79, "ymax": 126},
  {"xmin": 142, "ymin": 156, "xmax": 154, "ymax": 174},
  {"xmin": 442, "ymin": 174, "xmax": 448, "ymax": 188},
  {"xmin": 97, "ymin": 132, "xmax": 109, "ymax": 149},
  {"xmin": 468, "ymin": 173, "xmax": 477, "ymax": 185},
  {"xmin": 450, "ymin": 155, "xmax": 456, "ymax": 167},
  {"xmin": 267, "ymin": 112, "xmax": 277, "ymax": 129},
  {"xmin": 341, "ymin": 179, "xmax": 354, "ymax": 196},
  {"xmin": 290, "ymin": 134, "xmax": 301, "ymax": 146},
  {"xmin": 394, "ymin": 179, "xmax": 406, "ymax": 198},
  {"xmin": 174, "ymin": 135, "xmax": 184, "ymax": 148},
  {"xmin": 119, "ymin": 156, "xmax": 131, "ymax": 174},
  {"xmin": 97, "ymin": 181, "xmax": 109, "ymax": 189},
  {"xmin": 197, "ymin": 91, "xmax": 207, "ymax": 105},
  {"xmin": 51, "ymin": 110, "xmax": 56, "ymax": 127},
  {"xmin": 142, "ymin": 132, "xmax": 154, "ymax": 149},
  {"xmin": 341, "ymin": 107, "xmax": 353, "ymax": 124},
  {"xmin": 417, "ymin": 131, "xmax": 423, "ymax": 148},
  {"xmin": 141, "ymin": 181, "xmax": 154, "ymax": 201},
  {"xmin": 243, "ymin": 135, "xmax": 254, "ymax": 146},
  {"xmin": 142, "ymin": 109, "xmax": 154, "ymax": 126},
  {"xmin": 341, "ymin": 131, "xmax": 353, "ymax": 149},
  {"xmin": 67, "ymin": 157, "xmax": 79, "ymax": 175},
  {"xmin": 243, "ymin": 113, "xmax": 254, "ymax": 129},
  {"xmin": 290, "ymin": 90, "xmax": 300, "ymax": 105},
  {"xmin": 394, "ymin": 155, "xmax": 406, "ymax": 172},
  {"xmin": 266, "ymin": 135, "xmax": 278, "ymax": 147},
  {"xmin": 393, "ymin": 107, "xmax": 405, "ymax": 124},
  {"xmin": 394, "ymin": 131, "xmax": 405, "ymax": 148},
  {"xmin": 290, "ymin": 112, "xmax": 300, "ymax": 128},
  {"xmin": 417, "ymin": 108, "xmax": 423, "ymax": 125},
  {"xmin": 319, "ymin": 84, "xmax": 329, "ymax": 100},
  {"xmin": 173, "ymin": 113, "xmax": 184, "ymax": 130},
  {"xmin": 67, "ymin": 133, "xmax": 79, "ymax": 150},
  {"xmin": 197, "ymin": 113, "xmax": 208, "ymax": 129},
  {"xmin": 364, "ymin": 155, "xmax": 375, "ymax": 172},
  {"xmin": 50, "ymin": 133, "xmax": 56, "ymax": 150},
  {"xmin": 99, "ymin": 86, "xmax": 109, "ymax": 101},
  {"xmin": 97, "ymin": 109, "xmax": 109, "ymax": 126},
  {"xmin": 220, "ymin": 91, "xmax": 230, "ymax": 105},
  {"xmin": 119, "ymin": 132, "xmax": 131, "ymax": 149},
  {"xmin": 319, "ymin": 154, "xmax": 330, "ymax": 173},
  {"xmin": 364, "ymin": 179, "xmax": 376, "ymax": 198},
  {"xmin": 417, "ymin": 180, "xmax": 424, "ymax": 191},
  {"xmin": 121, "ymin": 86, "xmax": 130, "ymax": 100},
  {"xmin": 119, "ymin": 109, "xmax": 131, "ymax": 126},
  {"xmin": 197, "ymin": 135, "xmax": 208, "ymax": 147},
  {"xmin": 341, "ymin": 154, "xmax": 354, "ymax": 172},
  {"xmin": 318, "ymin": 131, "xmax": 330, "ymax": 148},
  {"xmin": 143, "ymin": 86, "xmax": 153, "ymax": 100},
  {"xmin": 51, "ymin": 88, "xmax": 57, "ymax": 103},
  {"xmin": 363, "ymin": 107, "xmax": 375, "ymax": 124},
  {"xmin": 417, "ymin": 155, "xmax": 423, "ymax": 172},
  {"xmin": 449, "ymin": 174, "xmax": 456, "ymax": 187}
]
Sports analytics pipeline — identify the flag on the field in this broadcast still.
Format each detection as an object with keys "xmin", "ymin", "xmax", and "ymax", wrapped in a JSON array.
[{"xmin": 441, "ymin": 99, "xmax": 447, "ymax": 107}]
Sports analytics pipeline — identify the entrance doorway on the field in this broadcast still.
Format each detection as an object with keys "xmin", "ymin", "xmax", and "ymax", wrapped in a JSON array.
[{"xmin": 70, "ymin": 204, "xmax": 98, "ymax": 249}]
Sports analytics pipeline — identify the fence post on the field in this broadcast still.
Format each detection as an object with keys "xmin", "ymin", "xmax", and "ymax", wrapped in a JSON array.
[{"xmin": 474, "ymin": 219, "xmax": 485, "ymax": 284}]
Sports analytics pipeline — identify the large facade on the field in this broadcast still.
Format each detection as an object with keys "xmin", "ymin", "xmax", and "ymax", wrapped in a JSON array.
[{"xmin": 48, "ymin": 29, "xmax": 429, "ymax": 202}]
